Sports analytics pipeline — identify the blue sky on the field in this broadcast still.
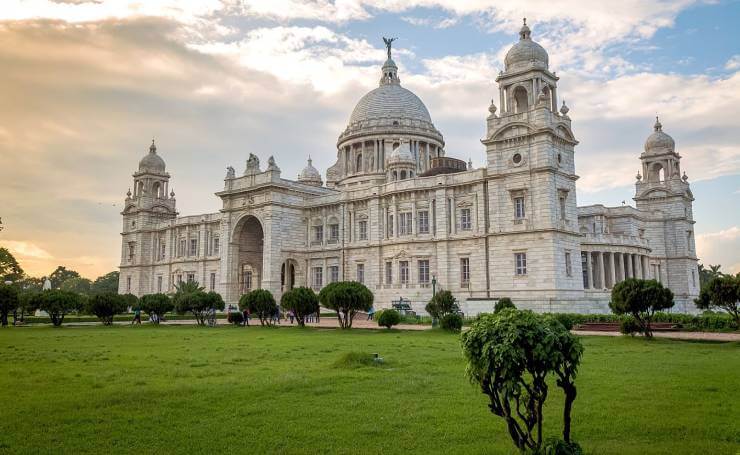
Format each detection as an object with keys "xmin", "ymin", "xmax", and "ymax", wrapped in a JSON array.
[{"xmin": 0, "ymin": 0, "xmax": 738, "ymax": 277}]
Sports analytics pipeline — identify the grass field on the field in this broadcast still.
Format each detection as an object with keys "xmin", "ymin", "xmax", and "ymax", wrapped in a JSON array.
[{"xmin": 0, "ymin": 326, "xmax": 738, "ymax": 454}]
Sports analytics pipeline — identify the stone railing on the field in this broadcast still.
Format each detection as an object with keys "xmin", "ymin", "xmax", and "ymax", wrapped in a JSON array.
[{"xmin": 582, "ymin": 232, "xmax": 650, "ymax": 249}]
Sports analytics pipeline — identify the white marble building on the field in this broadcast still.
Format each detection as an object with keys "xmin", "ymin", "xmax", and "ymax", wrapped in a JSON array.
[{"xmin": 119, "ymin": 21, "xmax": 700, "ymax": 314}]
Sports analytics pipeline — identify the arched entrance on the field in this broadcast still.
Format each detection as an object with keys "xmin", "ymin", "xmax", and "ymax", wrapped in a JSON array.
[
  {"xmin": 233, "ymin": 215, "xmax": 264, "ymax": 297},
  {"xmin": 281, "ymin": 259, "xmax": 298, "ymax": 292}
]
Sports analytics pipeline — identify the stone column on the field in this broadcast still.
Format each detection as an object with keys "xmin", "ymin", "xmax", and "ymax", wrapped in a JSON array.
[
  {"xmin": 626, "ymin": 253, "xmax": 633, "ymax": 278},
  {"xmin": 643, "ymin": 256, "xmax": 649, "ymax": 279},
  {"xmin": 609, "ymin": 252, "xmax": 617, "ymax": 288},
  {"xmin": 585, "ymin": 251, "xmax": 592, "ymax": 289},
  {"xmin": 597, "ymin": 252, "xmax": 606, "ymax": 290}
]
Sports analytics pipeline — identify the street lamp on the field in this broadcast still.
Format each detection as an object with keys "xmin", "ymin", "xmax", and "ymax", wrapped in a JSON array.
[{"xmin": 431, "ymin": 275, "xmax": 437, "ymax": 297}]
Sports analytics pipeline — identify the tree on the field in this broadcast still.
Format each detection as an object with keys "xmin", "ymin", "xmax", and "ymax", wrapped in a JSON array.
[
  {"xmin": 610, "ymin": 278, "xmax": 674, "ymax": 338},
  {"xmin": 139, "ymin": 294, "xmax": 174, "ymax": 324},
  {"xmin": 60, "ymin": 277, "xmax": 92, "ymax": 295},
  {"xmin": 18, "ymin": 276, "xmax": 44, "ymax": 293},
  {"xmin": 31, "ymin": 290, "xmax": 83, "ymax": 326},
  {"xmin": 91, "ymin": 271, "xmax": 119, "ymax": 294},
  {"xmin": 377, "ymin": 309, "xmax": 400, "ymax": 329},
  {"xmin": 494, "ymin": 297, "xmax": 515, "ymax": 313},
  {"xmin": 48, "ymin": 266, "xmax": 80, "ymax": 289},
  {"xmin": 174, "ymin": 290, "xmax": 225, "ymax": 326},
  {"xmin": 16, "ymin": 289, "xmax": 39, "ymax": 324},
  {"xmin": 696, "ymin": 275, "xmax": 739, "ymax": 328},
  {"xmin": 121, "ymin": 293, "xmax": 139, "ymax": 311},
  {"xmin": 425, "ymin": 290, "xmax": 458, "ymax": 320},
  {"xmin": 318, "ymin": 281, "xmax": 373, "ymax": 329},
  {"xmin": 0, "ymin": 284, "xmax": 19, "ymax": 327},
  {"xmin": 85, "ymin": 293, "xmax": 127, "ymax": 325},
  {"xmin": 698, "ymin": 263, "xmax": 723, "ymax": 288},
  {"xmin": 461, "ymin": 310, "xmax": 584, "ymax": 453},
  {"xmin": 240, "ymin": 290, "xmax": 277, "ymax": 326},
  {"xmin": 280, "ymin": 287, "xmax": 319, "ymax": 327},
  {"xmin": 0, "ymin": 247, "xmax": 24, "ymax": 283}
]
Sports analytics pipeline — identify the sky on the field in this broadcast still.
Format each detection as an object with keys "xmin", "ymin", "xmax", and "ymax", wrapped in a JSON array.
[{"xmin": 0, "ymin": 0, "xmax": 739, "ymax": 279}]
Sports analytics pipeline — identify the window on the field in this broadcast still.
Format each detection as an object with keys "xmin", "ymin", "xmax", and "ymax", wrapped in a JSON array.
[
  {"xmin": 418, "ymin": 260, "xmax": 430, "ymax": 284},
  {"xmin": 559, "ymin": 196, "xmax": 567, "ymax": 220},
  {"xmin": 356, "ymin": 263, "xmax": 365, "ymax": 284},
  {"xmin": 399, "ymin": 261, "xmax": 409, "ymax": 284},
  {"xmin": 329, "ymin": 224, "xmax": 339, "ymax": 243},
  {"xmin": 177, "ymin": 274, "xmax": 183, "ymax": 285},
  {"xmin": 512, "ymin": 153, "xmax": 522, "ymax": 164},
  {"xmin": 387, "ymin": 214, "xmax": 394, "ymax": 237},
  {"xmin": 691, "ymin": 269, "xmax": 696, "ymax": 287},
  {"xmin": 515, "ymin": 253, "xmax": 527, "ymax": 276},
  {"xmin": 460, "ymin": 258, "xmax": 470, "ymax": 286},
  {"xmin": 126, "ymin": 276, "xmax": 131, "ymax": 293},
  {"xmin": 157, "ymin": 276, "xmax": 162, "ymax": 293},
  {"xmin": 358, "ymin": 220, "xmax": 368, "ymax": 240},
  {"xmin": 178, "ymin": 239, "xmax": 186, "ymax": 257},
  {"xmin": 210, "ymin": 273, "xmax": 216, "ymax": 291},
  {"xmin": 190, "ymin": 238, "xmax": 198, "ymax": 257},
  {"xmin": 460, "ymin": 208, "xmax": 472, "ymax": 230},
  {"xmin": 187, "ymin": 273, "xmax": 195, "ymax": 283},
  {"xmin": 565, "ymin": 252, "xmax": 572, "ymax": 277},
  {"xmin": 213, "ymin": 236, "xmax": 220, "ymax": 255},
  {"xmin": 418, "ymin": 210, "xmax": 429, "ymax": 234},
  {"xmin": 329, "ymin": 266, "xmax": 339, "ymax": 283},
  {"xmin": 515, "ymin": 197, "xmax": 526, "ymax": 219},
  {"xmin": 128, "ymin": 242, "xmax": 135, "ymax": 261},
  {"xmin": 385, "ymin": 261, "xmax": 393, "ymax": 284},
  {"xmin": 313, "ymin": 225, "xmax": 323, "ymax": 244},
  {"xmin": 399, "ymin": 212, "xmax": 412, "ymax": 235},
  {"xmin": 242, "ymin": 271, "xmax": 252, "ymax": 292},
  {"xmin": 312, "ymin": 267, "xmax": 323, "ymax": 289},
  {"xmin": 159, "ymin": 243, "xmax": 166, "ymax": 260},
  {"xmin": 581, "ymin": 252, "xmax": 589, "ymax": 288}
]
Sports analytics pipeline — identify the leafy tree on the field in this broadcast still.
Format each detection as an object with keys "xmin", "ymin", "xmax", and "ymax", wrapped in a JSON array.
[
  {"xmin": 280, "ymin": 287, "xmax": 319, "ymax": 327},
  {"xmin": 425, "ymin": 290, "xmax": 458, "ymax": 320},
  {"xmin": 15, "ymin": 290, "xmax": 39, "ymax": 324},
  {"xmin": 19, "ymin": 276, "xmax": 44, "ymax": 293},
  {"xmin": 31, "ymin": 290, "xmax": 83, "ymax": 326},
  {"xmin": 60, "ymin": 277, "xmax": 92, "ymax": 295},
  {"xmin": 240, "ymin": 290, "xmax": 277, "ymax": 326},
  {"xmin": 91, "ymin": 271, "xmax": 119, "ymax": 294},
  {"xmin": 695, "ymin": 275, "xmax": 739, "ymax": 328},
  {"xmin": 494, "ymin": 297, "xmax": 515, "ymax": 313},
  {"xmin": 48, "ymin": 266, "xmax": 80, "ymax": 289},
  {"xmin": 0, "ymin": 284, "xmax": 19, "ymax": 327},
  {"xmin": 609, "ymin": 278, "xmax": 674, "ymax": 338},
  {"xmin": 440, "ymin": 313, "xmax": 463, "ymax": 332},
  {"xmin": 174, "ymin": 290, "xmax": 225, "ymax": 326},
  {"xmin": 377, "ymin": 309, "xmax": 400, "ymax": 329},
  {"xmin": 461, "ymin": 310, "xmax": 584, "ymax": 453},
  {"xmin": 318, "ymin": 281, "xmax": 373, "ymax": 329},
  {"xmin": 698, "ymin": 263, "xmax": 723, "ymax": 288},
  {"xmin": 0, "ymin": 247, "xmax": 24, "ymax": 283},
  {"xmin": 139, "ymin": 293, "xmax": 173, "ymax": 324},
  {"xmin": 121, "ymin": 293, "xmax": 139, "ymax": 311},
  {"xmin": 85, "ymin": 293, "xmax": 127, "ymax": 325}
]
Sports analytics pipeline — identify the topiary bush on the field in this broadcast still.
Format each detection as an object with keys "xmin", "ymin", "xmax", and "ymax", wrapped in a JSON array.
[
  {"xmin": 610, "ymin": 278, "xmax": 674, "ymax": 337},
  {"xmin": 280, "ymin": 287, "xmax": 320, "ymax": 327},
  {"xmin": 494, "ymin": 297, "xmax": 515, "ymax": 314},
  {"xmin": 30, "ymin": 290, "xmax": 84, "ymax": 327},
  {"xmin": 85, "ymin": 293, "xmax": 127, "ymax": 325},
  {"xmin": 318, "ymin": 281, "xmax": 373, "ymax": 329},
  {"xmin": 139, "ymin": 293, "xmax": 173, "ymax": 324},
  {"xmin": 228, "ymin": 311, "xmax": 244, "ymax": 326},
  {"xmin": 377, "ymin": 309, "xmax": 400, "ymax": 329},
  {"xmin": 239, "ymin": 290, "xmax": 277, "ymax": 326},
  {"xmin": 0, "ymin": 284, "xmax": 19, "ymax": 327},
  {"xmin": 440, "ymin": 313, "xmax": 463, "ymax": 332},
  {"xmin": 425, "ymin": 290, "xmax": 458, "ymax": 320},
  {"xmin": 620, "ymin": 316, "xmax": 640, "ymax": 336}
]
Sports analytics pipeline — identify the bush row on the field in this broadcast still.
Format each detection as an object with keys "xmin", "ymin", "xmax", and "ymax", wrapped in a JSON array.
[{"xmin": 542, "ymin": 312, "xmax": 737, "ymax": 332}]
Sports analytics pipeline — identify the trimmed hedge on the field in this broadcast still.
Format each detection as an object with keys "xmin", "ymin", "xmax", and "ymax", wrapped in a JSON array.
[{"xmin": 543, "ymin": 312, "xmax": 737, "ymax": 332}]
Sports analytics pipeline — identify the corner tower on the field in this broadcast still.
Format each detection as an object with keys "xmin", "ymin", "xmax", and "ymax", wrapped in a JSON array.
[{"xmin": 482, "ymin": 19, "xmax": 584, "ymax": 308}]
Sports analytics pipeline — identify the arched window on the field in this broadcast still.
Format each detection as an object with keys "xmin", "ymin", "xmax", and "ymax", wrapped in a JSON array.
[
  {"xmin": 136, "ymin": 181, "xmax": 144, "ymax": 196},
  {"xmin": 400, "ymin": 170, "xmax": 407, "ymax": 180},
  {"xmin": 649, "ymin": 162, "xmax": 665, "ymax": 182},
  {"xmin": 152, "ymin": 182, "xmax": 161, "ymax": 198},
  {"xmin": 542, "ymin": 86, "xmax": 552, "ymax": 108},
  {"xmin": 513, "ymin": 86, "xmax": 528, "ymax": 113},
  {"xmin": 356, "ymin": 153, "xmax": 363, "ymax": 173}
]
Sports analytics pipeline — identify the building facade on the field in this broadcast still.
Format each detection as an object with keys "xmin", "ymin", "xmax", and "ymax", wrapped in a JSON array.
[{"xmin": 119, "ymin": 21, "xmax": 700, "ymax": 314}]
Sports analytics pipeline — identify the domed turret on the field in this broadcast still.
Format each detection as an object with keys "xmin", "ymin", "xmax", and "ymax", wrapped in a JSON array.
[
  {"xmin": 644, "ymin": 117, "xmax": 675, "ymax": 154},
  {"xmin": 504, "ymin": 19, "xmax": 549, "ymax": 72},
  {"xmin": 138, "ymin": 139, "xmax": 166, "ymax": 174},
  {"xmin": 297, "ymin": 156, "xmax": 323, "ymax": 187}
]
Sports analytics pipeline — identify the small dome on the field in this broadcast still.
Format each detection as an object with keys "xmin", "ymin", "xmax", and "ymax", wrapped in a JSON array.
[
  {"xmin": 387, "ymin": 141, "xmax": 414, "ymax": 164},
  {"xmin": 297, "ymin": 156, "xmax": 323, "ymax": 186},
  {"xmin": 138, "ymin": 140, "xmax": 166, "ymax": 173},
  {"xmin": 644, "ymin": 117, "xmax": 675, "ymax": 154},
  {"xmin": 504, "ymin": 19, "xmax": 549, "ymax": 72}
]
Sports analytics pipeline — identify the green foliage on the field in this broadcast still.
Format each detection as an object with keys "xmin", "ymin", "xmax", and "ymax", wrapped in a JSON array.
[
  {"xmin": 85, "ymin": 293, "xmax": 127, "ymax": 325},
  {"xmin": 228, "ymin": 311, "xmax": 244, "ymax": 325},
  {"xmin": 280, "ymin": 287, "xmax": 319, "ymax": 327},
  {"xmin": 551, "ymin": 313, "xmax": 575, "ymax": 331},
  {"xmin": 30, "ymin": 289, "xmax": 83, "ymax": 326},
  {"xmin": 610, "ymin": 278, "xmax": 674, "ymax": 337},
  {"xmin": 695, "ymin": 275, "xmax": 739, "ymax": 328},
  {"xmin": 239, "ymin": 290, "xmax": 277, "ymax": 326},
  {"xmin": 90, "ymin": 272, "xmax": 119, "ymax": 294},
  {"xmin": 0, "ymin": 247, "xmax": 24, "ymax": 283},
  {"xmin": 494, "ymin": 297, "xmax": 515, "ymax": 314},
  {"xmin": 139, "ymin": 294, "xmax": 173, "ymax": 324},
  {"xmin": 461, "ymin": 310, "xmax": 584, "ymax": 452},
  {"xmin": 425, "ymin": 290, "xmax": 458, "ymax": 320},
  {"xmin": 174, "ymin": 290, "xmax": 224, "ymax": 326},
  {"xmin": 698, "ymin": 263, "xmax": 723, "ymax": 288},
  {"xmin": 620, "ymin": 316, "xmax": 640, "ymax": 336},
  {"xmin": 0, "ymin": 284, "xmax": 20, "ymax": 326},
  {"xmin": 537, "ymin": 438, "xmax": 584, "ymax": 455},
  {"xmin": 318, "ymin": 281, "xmax": 373, "ymax": 329},
  {"xmin": 60, "ymin": 277, "xmax": 92, "ymax": 295},
  {"xmin": 377, "ymin": 309, "xmax": 401, "ymax": 329},
  {"xmin": 48, "ymin": 266, "xmax": 81, "ymax": 289},
  {"xmin": 440, "ymin": 313, "xmax": 463, "ymax": 332},
  {"xmin": 18, "ymin": 276, "xmax": 44, "ymax": 293},
  {"xmin": 121, "ymin": 293, "xmax": 139, "ymax": 310}
]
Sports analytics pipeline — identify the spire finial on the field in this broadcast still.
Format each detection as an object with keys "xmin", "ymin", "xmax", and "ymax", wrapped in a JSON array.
[
  {"xmin": 654, "ymin": 115, "xmax": 662, "ymax": 131},
  {"xmin": 150, "ymin": 138, "xmax": 156, "ymax": 153},
  {"xmin": 308, "ymin": 155, "xmax": 313, "ymax": 165},
  {"xmin": 519, "ymin": 18, "xmax": 531, "ymax": 40},
  {"xmin": 523, "ymin": 17, "xmax": 527, "ymax": 26}
]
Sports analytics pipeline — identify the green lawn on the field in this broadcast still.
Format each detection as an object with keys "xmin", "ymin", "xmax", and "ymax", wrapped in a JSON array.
[{"xmin": 0, "ymin": 326, "xmax": 738, "ymax": 454}]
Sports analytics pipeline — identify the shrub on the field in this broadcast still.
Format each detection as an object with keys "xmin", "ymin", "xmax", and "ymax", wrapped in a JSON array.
[
  {"xmin": 377, "ymin": 309, "xmax": 401, "ymax": 329},
  {"xmin": 461, "ymin": 310, "xmax": 584, "ymax": 452},
  {"xmin": 318, "ymin": 281, "xmax": 373, "ymax": 329},
  {"xmin": 552, "ymin": 313, "xmax": 575, "ymax": 331},
  {"xmin": 610, "ymin": 278, "xmax": 674, "ymax": 337},
  {"xmin": 280, "ymin": 287, "xmax": 319, "ymax": 327},
  {"xmin": 425, "ymin": 290, "xmax": 458, "ymax": 320},
  {"xmin": 538, "ymin": 438, "xmax": 584, "ymax": 455},
  {"xmin": 494, "ymin": 297, "xmax": 515, "ymax": 313},
  {"xmin": 695, "ymin": 275, "xmax": 739, "ymax": 328},
  {"xmin": 0, "ymin": 284, "xmax": 19, "ymax": 327},
  {"xmin": 620, "ymin": 316, "xmax": 640, "ymax": 336},
  {"xmin": 85, "ymin": 293, "xmax": 127, "ymax": 325},
  {"xmin": 174, "ymin": 290, "xmax": 225, "ymax": 326},
  {"xmin": 121, "ymin": 293, "xmax": 139, "ymax": 311},
  {"xmin": 30, "ymin": 290, "xmax": 83, "ymax": 327},
  {"xmin": 239, "ymin": 290, "xmax": 277, "ymax": 326},
  {"xmin": 440, "ymin": 313, "xmax": 463, "ymax": 332},
  {"xmin": 228, "ymin": 311, "xmax": 244, "ymax": 325},
  {"xmin": 139, "ymin": 293, "xmax": 173, "ymax": 324}
]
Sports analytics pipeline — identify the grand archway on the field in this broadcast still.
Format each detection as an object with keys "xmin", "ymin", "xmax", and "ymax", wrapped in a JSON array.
[{"xmin": 233, "ymin": 215, "xmax": 264, "ymax": 296}]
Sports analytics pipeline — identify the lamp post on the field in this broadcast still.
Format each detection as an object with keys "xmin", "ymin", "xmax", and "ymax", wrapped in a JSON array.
[{"xmin": 430, "ymin": 275, "xmax": 437, "ymax": 327}]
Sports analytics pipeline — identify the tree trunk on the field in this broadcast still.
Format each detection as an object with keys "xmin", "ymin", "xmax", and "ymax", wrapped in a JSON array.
[
  {"xmin": 562, "ymin": 383, "xmax": 576, "ymax": 442},
  {"xmin": 1, "ymin": 312, "xmax": 7, "ymax": 327}
]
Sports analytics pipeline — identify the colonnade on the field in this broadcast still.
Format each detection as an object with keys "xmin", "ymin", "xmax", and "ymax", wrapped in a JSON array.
[{"xmin": 581, "ymin": 251, "xmax": 650, "ymax": 290}]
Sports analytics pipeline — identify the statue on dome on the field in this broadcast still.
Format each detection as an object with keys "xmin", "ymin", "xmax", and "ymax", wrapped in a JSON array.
[{"xmin": 382, "ymin": 37, "xmax": 397, "ymax": 59}]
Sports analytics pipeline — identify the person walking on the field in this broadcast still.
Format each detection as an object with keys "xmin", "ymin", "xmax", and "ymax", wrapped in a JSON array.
[
  {"xmin": 243, "ymin": 307, "xmax": 250, "ymax": 326},
  {"xmin": 288, "ymin": 310, "xmax": 295, "ymax": 324},
  {"xmin": 131, "ymin": 308, "xmax": 141, "ymax": 325},
  {"xmin": 367, "ymin": 306, "xmax": 375, "ymax": 321}
]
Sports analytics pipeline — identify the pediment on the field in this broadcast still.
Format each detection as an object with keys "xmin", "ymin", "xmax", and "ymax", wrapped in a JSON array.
[{"xmin": 489, "ymin": 122, "xmax": 534, "ymax": 141}]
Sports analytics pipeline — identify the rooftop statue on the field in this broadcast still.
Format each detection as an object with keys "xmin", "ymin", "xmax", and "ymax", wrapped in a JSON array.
[{"xmin": 382, "ymin": 36, "xmax": 397, "ymax": 60}]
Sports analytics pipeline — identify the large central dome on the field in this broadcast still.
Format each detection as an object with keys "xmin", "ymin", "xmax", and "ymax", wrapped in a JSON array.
[{"xmin": 348, "ymin": 83, "xmax": 432, "ymax": 125}]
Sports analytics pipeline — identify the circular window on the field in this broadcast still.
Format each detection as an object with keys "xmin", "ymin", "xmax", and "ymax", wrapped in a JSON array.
[
  {"xmin": 557, "ymin": 153, "xmax": 562, "ymax": 164},
  {"xmin": 512, "ymin": 153, "xmax": 522, "ymax": 164}
]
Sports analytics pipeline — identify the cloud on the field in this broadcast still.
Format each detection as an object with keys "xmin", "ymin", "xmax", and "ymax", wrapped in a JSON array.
[
  {"xmin": 726, "ymin": 55, "xmax": 740, "ymax": 71},
  {"xmin": 696, "ymin": 226, "xmax": 740, "ymax": 274},
  {"xmin": 2, "ymin": 240, "xmax": 53, "ymax": 260}
]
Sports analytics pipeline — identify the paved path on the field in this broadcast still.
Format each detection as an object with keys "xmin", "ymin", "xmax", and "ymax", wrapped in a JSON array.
[{"xmin": 573, "ymin": 330, "xmax": 740, "ymax": 342}]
